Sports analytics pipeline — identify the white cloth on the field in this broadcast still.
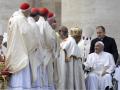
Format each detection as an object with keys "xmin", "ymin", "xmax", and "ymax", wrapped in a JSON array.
[
  {"xmin": 61, "ymin": 36, "xmax": 86, "ymax": 90},
  {"xmin": 61, "ymin": 37, "xmax": 81, "ymax": 58},
  {"xmin": 8, "ymin": 63, "xmax": 55, "ymax": 90},
  {"xmin": 27, "ymin": 17, "xmax": 44, "ymax": 82},
  {"xmin": 6, "ymin": 11, "xmax": 29, "ymax": 73},
  {"xmin": 7, "ymin": 11, "xmax": 42, "ymax": 81},
  {"xmin": 84, "ymin": 52, "xmax": 115, "ymax": 90},
  {"xmin": 36, "ymin": 17, "xmax": 57, "ymax": 66},
  {"xmin": 85, "ymin": 72, "xmax": 112, "ymax": 90},
  {"xmin": 53, "ymin": 33, "xmax": 65, "ymax": 90},
  {"xmin": 12, "ymin": 10, "xmax": 22, "ymax": 17},
  {"xmin": 36, "ymin": 16, "xmax": 59, "ymax": 86},
  {"xmin": 56, "ymin": 49, "xmax": 65, "ymax": 90},
  {"xmin": 114, "ymin": 66, "xmax": 120, "ymax": 90},
  {"xmin": 7, "ymin": 11, "xmax": 55, "ymax": 90}
]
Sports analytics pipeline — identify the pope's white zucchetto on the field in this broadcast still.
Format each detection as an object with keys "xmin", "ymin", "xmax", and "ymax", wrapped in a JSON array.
[{"xmin": 95, "ymin": 41, "xmax": 104, "ymax": 47}]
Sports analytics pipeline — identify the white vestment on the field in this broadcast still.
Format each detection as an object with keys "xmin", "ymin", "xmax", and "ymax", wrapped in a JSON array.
[
  {"xmin": 7, "ymin": 11, "xmax": 46, "ymax": 90},
  {"xmin": 61, "ymin": 36, "xmax": 86, "ymax": 90},
  {"xmin": 53, "ymin": 32, "xmax": 65, "ymax": 90},
  {"xmin": 7, "ymin": 11, "xmax": 30, "ymax": 73},
  {"xmin": 27, "ymin": 17, "xmax": 44, "ymax": 82},
  {"xmin": 84, "ymin": 52, "xmax": 115, "ymax": 90},
  {"xmin": 36, "ymin": 16, "xmax": 59, "ymax": 88}
]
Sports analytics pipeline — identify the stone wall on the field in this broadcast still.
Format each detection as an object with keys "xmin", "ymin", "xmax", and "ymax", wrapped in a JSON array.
[
  {"xmin": 62, "ymin": 0, "xmax": 120, "ymax": 52},
  {"xmin": 38, "ymin": 0, "xmax": 61, "ymax": 25},
  {"xmin": 0, "ymin": 0, "xmax": 61, "ymax": 32},
  {"xmin": 0, "ymin": 0, "xmax": 28, "ymax": 32}
]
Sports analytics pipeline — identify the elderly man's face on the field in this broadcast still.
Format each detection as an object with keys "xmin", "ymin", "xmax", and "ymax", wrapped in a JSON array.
[
  {"xmin": 96, "ymin": 28, "xmax": 105, "ymax": 38},
  {"xmin": 95, "ymin": 43, "xmax": 103, "ymax": 53},
  {"xmin": 59, "ymin": 29, "xmax": 68, "ymax": 39},
  {"xmin": 22, "ymin": 8, "xmax": 31, "ymax": 17}
]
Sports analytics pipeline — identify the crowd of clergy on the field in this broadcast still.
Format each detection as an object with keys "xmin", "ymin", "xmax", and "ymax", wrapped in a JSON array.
[{"xmin": 0, "ymin": 2, "xmax": 120, "ymax": 90}]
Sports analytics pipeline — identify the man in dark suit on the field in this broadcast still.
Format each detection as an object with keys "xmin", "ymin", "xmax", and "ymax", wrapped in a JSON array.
[{"xmin": 90, "ymin": 26, "xmax": 118, "ymax": 64}]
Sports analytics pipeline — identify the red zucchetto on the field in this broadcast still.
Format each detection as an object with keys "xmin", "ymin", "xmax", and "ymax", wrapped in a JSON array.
[
  {"xmin": 31, "ymin": 8, "xmax": 39, "ymax": 14},
  {"xmin": 48, "ymin": 12, "xmax": 54, "ymax": 18},
  {"xmin": 39, "ymin": 7, "xmax": 49, "ymax": 16},
  {"xmin": 20, "ymin": 2, "xmax": 30, "ymax": 10}
]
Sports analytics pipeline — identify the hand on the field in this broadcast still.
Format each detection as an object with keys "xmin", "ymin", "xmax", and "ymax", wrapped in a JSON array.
[
  {"xmin": 102, "ymin": 71, "xmax": 109, "ymax": 76},
  {"xmin": 84, "ymin": 67, "xmax": 94, "ymax": 73},
  {"xmin": 65, "ymin": 56, "xmax": 70, "ymax": 62}
]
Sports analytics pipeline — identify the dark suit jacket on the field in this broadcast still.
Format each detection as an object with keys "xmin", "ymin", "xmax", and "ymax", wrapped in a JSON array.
[{"xmin": 90, "ymin": 36, "xmax": 118, "ymax": 64}]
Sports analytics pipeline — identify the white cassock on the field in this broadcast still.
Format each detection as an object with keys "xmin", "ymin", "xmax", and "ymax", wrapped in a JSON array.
[
  {"xmin": 7, "ymin": 11, "xmax": 29, "ymax": 74},
  {"xmin": 60, "ymin": 36, "xmax": 86, "ymax": 90},
  {"xmin": 7, "ymin": 11, "xmax": 43, "ymax": 90},
  {"xmin": 36, "ymin": 16, "xmax": 59, "ymax": 89},
  {"xmin": 114, "ymin": 66, "xmax": 120, "ymax": 90},
  {"xmin": 84, "ymin": 51, "xmax": 115, "ymax": 90},
  {"xmin": 54, "ymin": 32, "xmax": 65, "ymax": 90},
  {"xmin": 27, "ymin": 17, "xmax": 45, "ymax": 84},
  {"xmin": 56, "ymin": 48, "xmax": 65, "ymax": 90}
]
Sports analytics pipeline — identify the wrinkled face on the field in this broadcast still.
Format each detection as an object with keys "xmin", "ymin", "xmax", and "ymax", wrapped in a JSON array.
[
  {"xmin": 0, "ymin": 35, "xmax": 3, "ymax": 45},
  {"xmin": 95, "ymin": 43, "xmax": 103, "ymax": 53},
  {"xmin": 48, "ymin": 18, "xmax": 57, "ymax": 30},
  {"xmin": 96, "ymin": 28, "xmax": 105, "ymax": 38},
  {"xmin": 59, "ymin": 29, "xmax": 68, "ymax": 39},
  {"xmin": 23, "ymin": 8, "xmax": 31, "ymax": 17}
]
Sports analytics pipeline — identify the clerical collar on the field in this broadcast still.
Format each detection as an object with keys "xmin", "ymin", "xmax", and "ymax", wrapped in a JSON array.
[
  {"xmin": 98, "ymin": 36, "xmax": 106, "ymax": 40},
  {"xmin": 100, "ymin": 38, "xmax": 103, "ymax": 41}
]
